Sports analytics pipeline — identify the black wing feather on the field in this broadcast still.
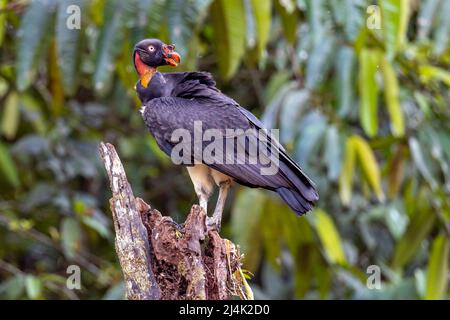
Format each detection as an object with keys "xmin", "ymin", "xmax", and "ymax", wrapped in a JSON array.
[{"xmin": 141, "ymin": 73, "xmax": 318, "ymax": 215}]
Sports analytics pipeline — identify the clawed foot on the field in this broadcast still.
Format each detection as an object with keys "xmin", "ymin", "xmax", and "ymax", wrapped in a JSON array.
[{"xmin": 206, "ymin": 215, "xmax": 221, "ymax": 232}]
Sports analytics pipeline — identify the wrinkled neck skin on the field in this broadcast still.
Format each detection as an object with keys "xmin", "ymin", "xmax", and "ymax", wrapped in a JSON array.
[
  {"xmin": 140, "ymin": 68, "xmax": 157, "ymax": 88},
  {"xmin": 136, "ymin": 72, "xmax": 168, "ymax": 104},
  {"xmin": 134, "ymin": 52, "xmax": 157, "ymax": 88}
]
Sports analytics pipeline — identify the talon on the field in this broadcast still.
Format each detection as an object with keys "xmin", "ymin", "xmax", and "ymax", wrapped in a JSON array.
[{"xmin": 206, "ymin": 216, "xmax": 221, "ymax": 232}]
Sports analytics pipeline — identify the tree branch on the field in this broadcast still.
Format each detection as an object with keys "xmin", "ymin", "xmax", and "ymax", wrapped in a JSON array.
[
  {"xmin": 98, "ymin": 142, "xmax": 252, "ymax": 300},
  {"xmin": 99, "ymin": 142, "xmax": 161, "ymax": 300}
]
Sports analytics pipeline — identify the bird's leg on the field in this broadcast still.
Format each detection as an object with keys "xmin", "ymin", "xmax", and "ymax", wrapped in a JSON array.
[
  {"xmin": 186, "ymin": 165, "xmax": 213, "ymax": 214},
  {"xmin": 208, "ymin": 180, "xmax": 231, "ymax": 231},
  {"xmin": 199, "ymin": 194, "xmax": 208, "ymax": 213}
]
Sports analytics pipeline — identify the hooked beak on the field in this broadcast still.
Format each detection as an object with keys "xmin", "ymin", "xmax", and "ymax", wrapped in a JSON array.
[{"xmin": 163, "ymin": 44, "xmax": 181, "ymax": 67}]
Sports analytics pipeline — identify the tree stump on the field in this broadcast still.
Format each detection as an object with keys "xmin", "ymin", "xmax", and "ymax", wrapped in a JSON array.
[{"xmin": 99, "ymin": 142, "xmax": 252, "ymax": 300}]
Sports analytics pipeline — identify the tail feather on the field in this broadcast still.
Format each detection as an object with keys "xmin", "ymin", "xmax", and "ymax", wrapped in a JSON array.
[
  {"xmin": 276, "ymin": 161, "xmax": 318, "ymax": 215},
  {"xmin": 279, "ymin": 162, "xmax": 319, "ymax": 202},
  {"xmin": 276, "ymin": 187, "xmax": 314, "ymax": 216},
  {"xmin": 235, "ymin": 104, "xmax": 319, "ymax": 214}
]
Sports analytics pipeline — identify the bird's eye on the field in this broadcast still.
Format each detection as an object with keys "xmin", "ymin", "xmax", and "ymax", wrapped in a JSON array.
[{"xmin": 148, "ymin": 45, "xmax": 155, "ymax": 52}]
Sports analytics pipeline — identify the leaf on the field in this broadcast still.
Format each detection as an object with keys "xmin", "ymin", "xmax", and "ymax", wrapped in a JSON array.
[
  {"xmin": 409, "ymin": 137, "xmax": 437, "ymax": 189},
  {"xmin": 1, "ymin": 92, "xmax": 20, "ymax": 139},
  {"xmin": 260, "ymin": 198, "xmax": 284, "ymax": 270},
  {"xmin": 0, "ymin": 275, "xmax": 25, "ymax": 299},
  {"xmin": 385, "ymin": 203, "xmax": 408, "ymax": 239},
  {"xmin": 343, "ymin": 0, "xmax": 365, "ymax": 41},
  {"xmin": 20, "ymin": 95, "xmax": 48, "ymax": 134},
  {"xmin": 128, "ymin": 0, "xmax": 153, "ymax": 44},
  {"xmin": 61, "ymin": 217, "xmax": 82, "ymax": 260},
  {"xmin": 381, "ymin": 56, "xmax": 405, "ymax": 137},
  {"xmin": 274, "ymin": 0, "xmax": 298, "ymax": 44},
  {"xmin": 250, "ymin": 0, "xmax": 271, "ymax": 58},
  {"xmin": 56, "ymin": 0, "xmax": 84, "ymax": 96},
  {"xmin": 312, "ymin": 209, "xmax": 347, "ymax": 265},
  {"xmin": 305, "ymin": 34, "xmax": 335, "ymax": 90},
  {"xmin": 0, "ymin": 0, "xmax": 7, "ymax": 46},
  {"xmin": 305, "ymin": 0, "xmax": 327, "ymax": 44},
  {"xmin": 82, "ymin": 216, "xmax": 111, "ymax": 239},
  {"xmin": 417, "ymin": 0, "xmax": 441, "ymax": 40},
  {"xmin": 93, "ymin": 0, "xmax": 129, "ymax": 96},
  {"xmin": 16, "ymin": 0, "xmax": 56, "ymax": 91},
  {"xmin": 102, "ymin": 282, "xmax": 125, "ymax": 300},
  {"xmin": 279, "ymin": 89, "xmax": 309, "ymax": 144},
  {"xmin": 339, "ymin": 136, "xmax": 356, "ymax": 206},
  {"xmin": 392, "ymin": 194, "xmax": 435, "ymax": 269},
  {"xmin": 358, "ymin": 48, "xmax": 379, "ymax": 138},
  {"xmin": 353, "ymin": 135, "xmax": 385, "ymax": 202},
  {"xmin": 281, "ymin": 206, "xmax": 315, "ymax": 251},
  {"xmin": 418, "ymin": 65, "xmax": 450, "ymax": 87},
  {"xmin": 25, "ymin": 275, "xmax": 43, "ymax": 300},
  {"xmin": 210, "ymin": 0, "xmax": 246, "ymax": 79},
  {"xmin": 294, "ymin": 111, "xmax": 327, "ymax": 166},
  {"xmin": 231, "ymin": 189, "xmax": 265, "ymax": 272},
  {"xmin": 413, "ymin": 91, "xmax": 431, "ymax": 117},
  {"xmin": 425, "ymin": 234, "xmax": 449, "ymax": 300},
  {"xmin": 244, "ymin": 0, "xmax": 257, "ymax": 50},
  {"xmin": 48, "ymin": 40, "xmax": 64, "ymax": 115},
  {"xmin": 330, "ymin": 0, "xmax": 363, "ymax": 41},
  {"xmin": 388, "ymin": 144, "xmax": 406, "ymax": 197},
  {"xmin": 146, "ymin": 0, "xmax": 167, "ymax": 36},
  {"xmin": 146, "ymin": 137, "xmax": 171, "ymax": 166},
  {"xmin": 261, "ymin": 81, "xmax": 297, "ymax": 128},
  {"xmin": 294, "ymin": 244, "xmax": 319, "ymax": 298},
  {"xmin": 315, "ymin": 262, "xmax": 332, "ymax": 299},
  {"xmin": 380, "ymin": 0, "xmax": 410, "ymax": 60},
  {"xmin": 0, "ymin": 77, "xmax": 7, "ymax": 98},
  {"xmin": 0, "ymin": 142, "xmax": 20, "ymax": 188},
  {"xmin": 324, "ymin": 125, "xmax": 341, "ymax": 181},
  {"xmin": 88, "ymin": 0, "xmax": 106, "ymax": 25},
  {"xmin": 264, "ymin": 71, "xmax": 291, "ymax": 103},
  {"xmin": 166, "ymin": 0, "xmax": 212, "ymax": 58},
  {"xmin": 339, "ymin": 135, "xmax": 384, "ymax": 204},
  {"xmin": 415, "ymin": 269, "xmax": 427, "ymax": 298},
  {"xmin": 335, "ymin": 46, "xmax": 356, "ymax": 117},
  {"xmin": 433, "ymin": 0, "xmax": 450, "ymax": 55}
]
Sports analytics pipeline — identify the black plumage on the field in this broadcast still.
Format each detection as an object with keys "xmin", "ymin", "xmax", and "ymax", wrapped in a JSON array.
[
  {"xmin": 136, "ymin": 70, "xmax": 318, "ymax": 215},
  {"xmin": 133, "ymin": 39, "xmax": 318, "ymax": 220}
]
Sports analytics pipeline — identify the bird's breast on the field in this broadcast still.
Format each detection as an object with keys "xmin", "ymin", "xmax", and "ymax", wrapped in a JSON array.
[{"xmin": 186, "ymin": 164, "xmax": 233, "ymax": 195}]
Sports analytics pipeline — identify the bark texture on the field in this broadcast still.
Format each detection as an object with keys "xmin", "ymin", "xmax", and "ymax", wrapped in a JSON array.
[{"xmin": 99, "ymin": 142, "xmax": 251, "ymax": 300}]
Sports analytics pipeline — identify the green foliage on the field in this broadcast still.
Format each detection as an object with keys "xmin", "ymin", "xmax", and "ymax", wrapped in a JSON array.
[
  {"xmin": 250, "ymin": 0, "xmax": 271, "ymax": 59},
  {"xmin": 425, "ymin": 234, "xmax": 449, "ymax": 300},
  {"xmin": 1, "ymin": 92, "xmax": 20, "ymax": 139},
  {"xmin": 380, "ymin": 0, "xmax": 409, "ymax": 60},
  {"xmin": 391, "ymin": 191, "xmax": 435, "ymax": 269},
  {"xmin": 0, "ymin": 142, "xmax": 20, "ymax": 187},
  {"xmin": 0, "ymin": 0, "xmax": 7, "ymax": 46},
  {"xmin": 358, "ymin": 48, "xmax": 379, "ymax": 137},
  {"xmin": 312, "ymin": 209, "xmax": 347, "ymax": 266},
  {"xmin": 61, "ymin": 217, "xmax": 82, "ymax": 260},
  {"xmin": 16, "ymin": 0, "xmax": 56, "ymax": 91},
  {"xmin": 56, "ymin": 0, "xmax": 84, "ymax": 96},
  {"xmin": 210, "ymin": 0, "xmax": 246, "ymax": 78},
  {"xmin": 0, "ymin": 0, "xmax": 449, "ymax": 300},
  {"xmin": 93, "ymin": 0, "xmax": 131, "ymax": 96},
  {"xmin": 381, "ymin": 56, "xmax": 404, "ymax": 137}
]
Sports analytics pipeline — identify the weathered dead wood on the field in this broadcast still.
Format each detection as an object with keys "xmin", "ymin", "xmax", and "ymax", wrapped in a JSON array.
[
  {"xmin": 99, "ymin": 142, "xmax": 251, "ymax": 300},
  {"xmin": 99, "ymin": 142, "xmax": 161, "ymax": 300}
]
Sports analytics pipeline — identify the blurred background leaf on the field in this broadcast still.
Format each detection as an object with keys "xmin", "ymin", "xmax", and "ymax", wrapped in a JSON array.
[
  {"xmin": 0, "ymin": 0, "xmax": 449, "ymax": 300},
  {"xmin": 425, "ymin": 234, "xmax": 449, "ymax": 300},
  {"xmin": 312, "ymin": 209, "xmax": 347, "ymax": 266}
]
